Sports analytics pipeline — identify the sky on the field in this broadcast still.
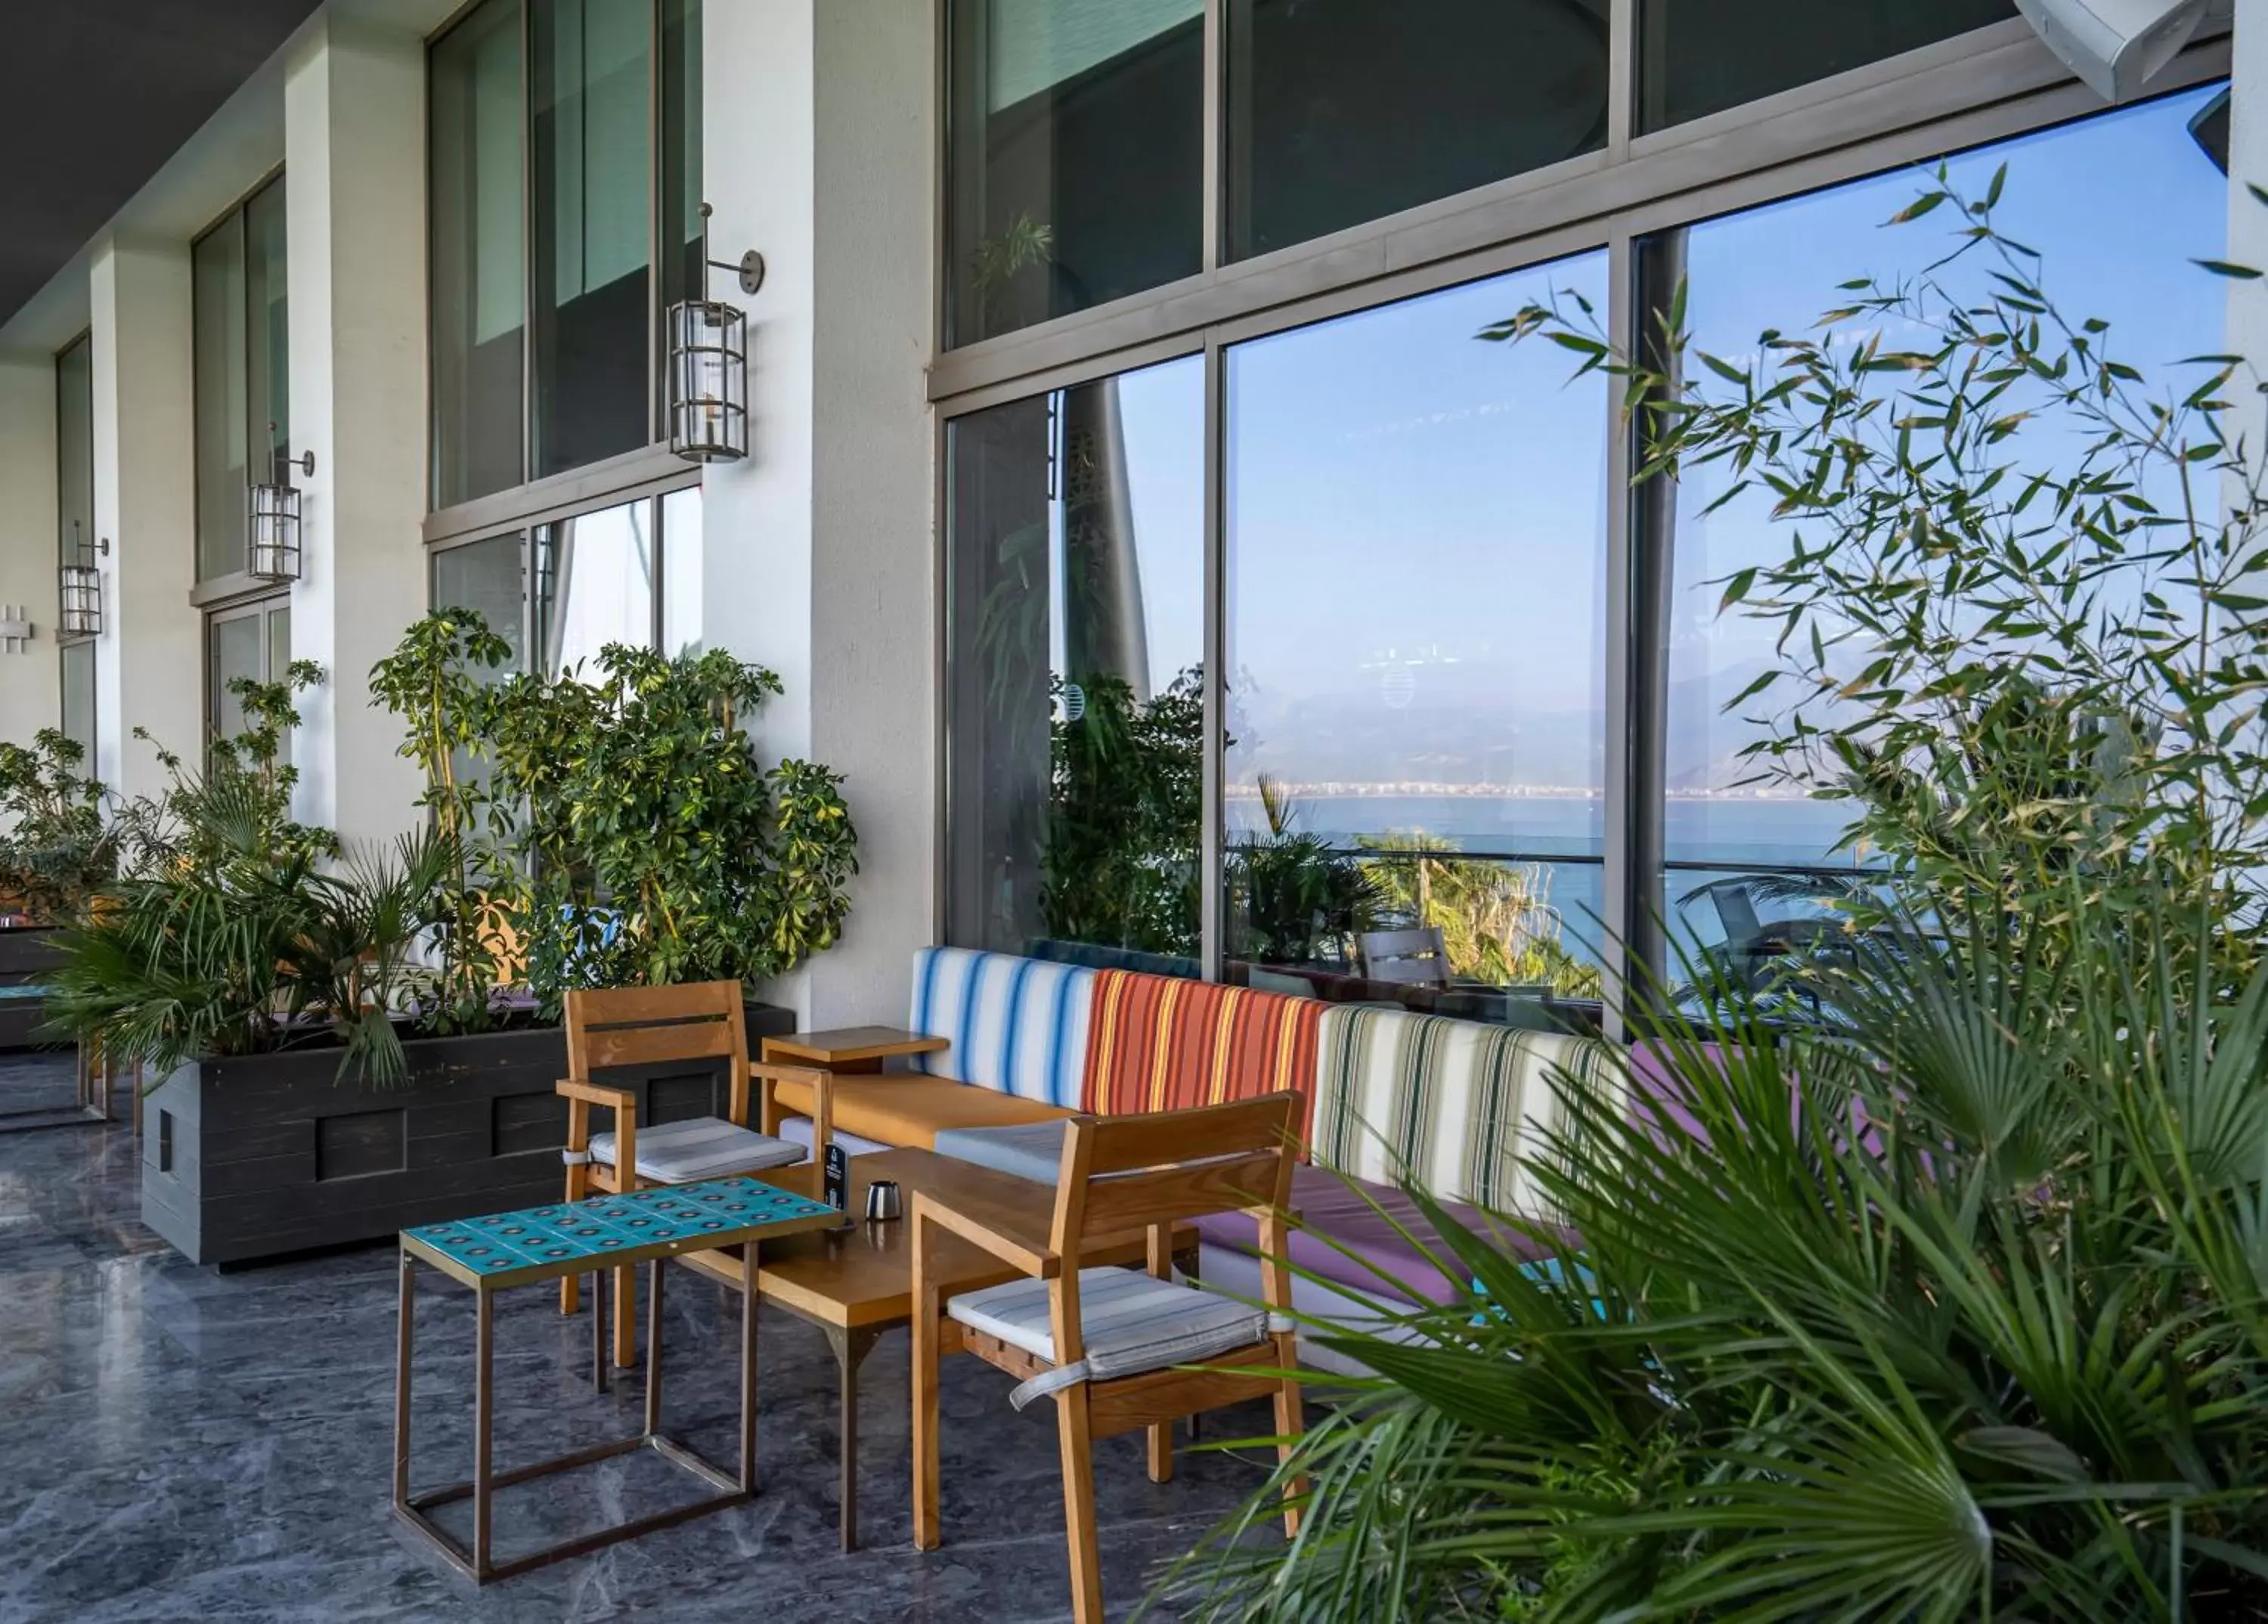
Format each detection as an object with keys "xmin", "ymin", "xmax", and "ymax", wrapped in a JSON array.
[{"xmin": 1071, "ymin": 80, "xmax": 2233, "ymax": 863}]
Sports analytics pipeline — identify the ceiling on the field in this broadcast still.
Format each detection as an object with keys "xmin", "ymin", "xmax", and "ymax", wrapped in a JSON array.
[{"xmin": 0, "ymin": 0, "xmax": 324, "ymax": 326}]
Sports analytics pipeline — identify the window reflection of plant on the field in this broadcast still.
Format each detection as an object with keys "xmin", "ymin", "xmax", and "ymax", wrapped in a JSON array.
[
  {"xmin": 1228, "ymin": 775, "xmax": 1377, "ymax": 967},
  {"xmin": 969, "ymin": 212, "xmax": 1054, "ymax": 333},
  {"xmin": 1360, "ymin": 832, "xmax": 1602, "ymax": 999},
  {"xmin": 1041, "ymin": 668, "xmax": 1201, "ymax": 954}
]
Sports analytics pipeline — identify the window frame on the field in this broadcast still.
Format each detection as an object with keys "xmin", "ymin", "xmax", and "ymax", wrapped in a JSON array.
[
  {"xmin": 423, "ymin": 0, "xmax": 696, "ymax": 544},
  {"xmin": 190, "ymin": 166, "xmax": 289, "ymax": 594},
  {"xmin": 931, "ymin": 11, "xmax": 2236, "ymax": 1035}
]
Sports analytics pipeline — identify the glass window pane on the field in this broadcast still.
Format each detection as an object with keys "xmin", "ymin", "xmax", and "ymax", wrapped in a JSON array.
[
  {"xmin": 55, "ymin": 335, "xmax": 93, "ymax": 566},
  {"xmin": 661, "ymin": 485, "xmax": 702, "ymax": 655},
  {"xmin": 431, "ymin": 0, "xmax": 528, "ymax": 508},
  {"xmin": 209, "ymin": 612, "xmax": 263, "ymax": 743},
  {"xmin": 1224, "ymin": 255, "xmax": 1610, "ymax": 1023},
  {"xmin": 1226, "ymin": 0, "xmax": 1608, "ymax": 262},
  {"xmin": 532, "ymin": 0, "xmax": 652, "ymax": 479},
  {"xmin": 535, "ymin": 501, "xmax": 655, "ymax": 675},
  {"xmin": 945, "ymin": 357, "xmax": 1206, "ymax": 970},
  {"xmin": 431, "ymin": 532, "xmax": 528, "ymax": 672},
  {"xmin": 1638, "ymin": 0, "xmax": 2014, "ymax": 132},
  {"xmin": 1650, "ymin": 88, "xmax": 2227, "ymax": 989},
  {"xmin": 658, "ymin": 0, "xmax": 702, "ymax": 429},
  {"xmin": 243, "ymin": 178, "xmax": 290, "ymax": 481},
  {"xmin": 194, "ymin": 216, "xmax": 249, "ymax": 580},
  {"xmin": 947, "ymin": 0, "xmax": 1204, "ymax": 347},
  {"xmin": 60, "ymin": 641, "xmax": 95, "ymax": 765}
]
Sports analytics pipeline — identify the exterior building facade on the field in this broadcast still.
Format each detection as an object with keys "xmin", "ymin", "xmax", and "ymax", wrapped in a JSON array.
[{"xmin": 0, "ymin": 0, "xmax": 2254, "ymax": 1034}]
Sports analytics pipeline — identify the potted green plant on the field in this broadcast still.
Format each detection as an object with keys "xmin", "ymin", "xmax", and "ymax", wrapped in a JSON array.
[{"xmin": 0, "ymin": 728, "xmax": 122, "ymax": 1046}]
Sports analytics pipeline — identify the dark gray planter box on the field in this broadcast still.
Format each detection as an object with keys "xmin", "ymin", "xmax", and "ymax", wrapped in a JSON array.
[
  {"xmin": 141, "ymin": 1000, "xmax": 795, "ymax": 1267},
  {"xmin": 0, "ymin": 926, "xmax": 65, "ymax": 1050}
]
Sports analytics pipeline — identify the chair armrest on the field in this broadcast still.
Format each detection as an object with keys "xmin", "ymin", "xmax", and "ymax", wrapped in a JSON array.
[
  {"xmin": 557, "ymin": 1077, "xmax": 635, "ymax": 1164},
  {"xmin": 557, "ymin": 1077, "xmax": 637, "ymax": 1111},
  {"xmin": 750, "ymin": 1061, "xmax": 832, "ymax": 1161},
  {"xmin": 911, "ymin": 1189, "xmax": 1060, "ymax": 1281}
]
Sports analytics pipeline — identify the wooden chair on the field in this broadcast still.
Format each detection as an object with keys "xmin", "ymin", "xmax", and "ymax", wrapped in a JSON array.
[
  {"xmin": 556, "ymin": 981, "xmax": 833, "ymax": 1366},
  {"xmin": 911, "ymin": 1093, "xmax": 1305, "ymax": 1624},
  {"xmin": 1359, "ymin": 925, "xmax": 1453, "ymax": 987}
]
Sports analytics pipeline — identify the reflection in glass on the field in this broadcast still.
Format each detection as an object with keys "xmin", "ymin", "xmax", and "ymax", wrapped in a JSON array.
[
  {"xmin": 432, "ymin": 532, "xmax": 527, "ymax": 672},
  {"xmin": 535, "ymin": 501, "xmax": 655, "ymax": 675},
  {"xmin": 193, "ymin": 212, "xmax": 249, "ymax": 580},
  {"xmin": 431, "ymin": 0, "xmax": 527, "ymax": 507},
  {"xmin": 1224, "ymin": 256, "xmax": 1609, "ymax": 1021},
  {"xmin": 1226, "ymin": 0, "xmax": 1608, "ymax": 261},
  {"xmin": 244, "ymin": 178, "xmax": 290, "ymax": 486},
  {"xmin": 60, "ymin": 641, "xmax": 95, "ymax": 764},
  {"xmin": 1638, "ymin": 0, "xmax": 2013, "ymax": 132},
  {"xmin": 946, "ymin": 0, "xmax": 1204, "ymax": 346},
  {"xmin": 945, "ymin": 357, "xmax": 1205, "ymax": 967},
  {"xmin": 1649, "ymin": 87, "xmax": 2227, "ymax": 993},
  {"xmin": 209, "ymin": 612, "xmax": 263, "ymax": 744},
  {"xmin": 660, "ymin": 486, "xmax": 702, "ymax": 655},
  {"xmin": 532, "ymin": 0, "xmax": 652, "ymax": 478},
  {"xmin": 54, "ymin": 336, "xmax": 92, "ymax": 567}
]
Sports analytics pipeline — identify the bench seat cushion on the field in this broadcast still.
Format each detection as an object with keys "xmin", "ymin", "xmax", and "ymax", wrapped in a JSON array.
[
  {"xmin": 772, "ymin": 1073, "xmax": 1074, "ymax": 1151},
  {"xmin": 579, "ymin": 1117, "xmax": 804, "ymax": 1183},
  {"xmin": 1195, "ymin": 1163, "xmax": 1558, "ymax": 1309},
  {"xmin": 931, "ymin": 1119, "xmax": 1070, "ymax": 1183}
]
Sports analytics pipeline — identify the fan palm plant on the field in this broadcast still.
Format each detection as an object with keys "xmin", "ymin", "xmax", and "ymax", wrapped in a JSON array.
[{"xmin": 1164, "ymin": 885, "xmax": 2268, "ymax": 1621}]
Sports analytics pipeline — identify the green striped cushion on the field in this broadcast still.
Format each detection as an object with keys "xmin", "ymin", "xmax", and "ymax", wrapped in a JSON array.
[{"xmin": 1310, "ymin": 1007, "xmax": 1621, "ymax": 1215}]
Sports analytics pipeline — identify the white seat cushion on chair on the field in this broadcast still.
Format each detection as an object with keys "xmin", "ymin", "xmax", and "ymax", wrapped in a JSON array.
[
  {"xmin": 569, "ymin": 1117, "xmax": 804, "ymax": 1183},
  {"xmin": 947, "ymin": 1266, "xmax": 1269, "ymax": 1410}
]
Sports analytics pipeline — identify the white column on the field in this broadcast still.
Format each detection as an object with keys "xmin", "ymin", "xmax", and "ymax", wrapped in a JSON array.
[
  {"xmin": 699, "ymin": 0, "xmax": 937, "ymax": 1027},
  {"xmin": 807, "ymin": 0, "xmax": 937, "ymax": 1027},
  {"xmin": 90, "ymin": 240, "xmax": 200, "ymax": 802},
  {"xmin": 284, "ymin": 14, "xmax": 429, "ymax": 848},
  {"xmin": 0, "ymin": 358, "xmax": 59, "ymax": 751}
]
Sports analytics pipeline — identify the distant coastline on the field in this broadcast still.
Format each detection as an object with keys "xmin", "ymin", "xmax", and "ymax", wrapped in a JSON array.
[{"xmin": 1224, "ymin": 782, "xmax": 1828, "ymax": 802}]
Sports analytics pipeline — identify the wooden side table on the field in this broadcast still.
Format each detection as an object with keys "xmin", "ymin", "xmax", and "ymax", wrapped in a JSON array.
[
  {"xmin": 394, "ymin": 1178, "xmax": 841, "ymax": 1582},
  {"xmin": 761, "ymin": 1026, "xmax": 950, "ymax": 1074}
]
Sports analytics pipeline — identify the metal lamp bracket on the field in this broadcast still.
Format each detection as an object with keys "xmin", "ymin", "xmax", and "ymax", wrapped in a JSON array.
[{"xmin": 697, "ymin": 203, "xmax": 765, "ymax": 298}]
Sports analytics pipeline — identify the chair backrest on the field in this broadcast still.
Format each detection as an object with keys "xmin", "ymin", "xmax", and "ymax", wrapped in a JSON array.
[
  {"xmin": 907, "ymin": 947, "xmax": 1096, "ymax": 1108},
  {"xmin": 1049, "ymin": 1092, "xmax": 1301, "ymax": 1255},
  {"xmin": 1359, "ymin": 927, "xmax": 1452, "ymax": 988},
  {"xmin": 564, "ymin": 980, "xmax": 750, "ymax": 1086}
]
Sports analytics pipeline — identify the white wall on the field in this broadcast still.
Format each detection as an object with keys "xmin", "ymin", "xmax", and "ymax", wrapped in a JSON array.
[
  {"xmin": 285, "ymin": 12, "xmax": 429, "ymax": 848},
  {"xmin": 0, "ymin": 360, "xmax": 59, "ymax": 752},
  {"xmin": 699, "ymin": 0, "xmax": 937, "ymax": 1028},
  {"xmin": 89, "ymin": 240, "xmax": 202, "ymax": 801}
]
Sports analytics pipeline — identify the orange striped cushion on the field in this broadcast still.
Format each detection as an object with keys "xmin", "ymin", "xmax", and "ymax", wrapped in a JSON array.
[{"xmin": 1081, "ymin": 972, "xmax": 1321, "ymax": 1147}]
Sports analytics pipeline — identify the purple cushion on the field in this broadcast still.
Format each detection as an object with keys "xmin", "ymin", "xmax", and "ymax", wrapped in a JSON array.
[{"xmin": 1196, "ymin": 1163, "xmax": 1561, "ymax": 1308}]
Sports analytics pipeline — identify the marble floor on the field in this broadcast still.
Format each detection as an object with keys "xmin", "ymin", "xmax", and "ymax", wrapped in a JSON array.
[{"xmin": 0, "ymin": 1052, "xmax": 1276, "ymax": 1623}]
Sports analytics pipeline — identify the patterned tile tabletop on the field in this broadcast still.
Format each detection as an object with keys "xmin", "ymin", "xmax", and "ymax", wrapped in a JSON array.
[{"xmin": 403, "ymin": 1179, "xmax": 838, "ymax": 1282}]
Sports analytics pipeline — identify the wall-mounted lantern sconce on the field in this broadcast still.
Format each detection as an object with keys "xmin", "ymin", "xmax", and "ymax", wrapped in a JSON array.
[
  {"xmin": 249, "ymin": 430, "xmax": 314, "ymax": 583},
  {"xmin": 0, "ymin": 606, "xmax": 30, "ymax": 655},
  {"xmin": 666, "ymin": 203, "xmax": 762, "ymax": 463},
  {"xmin": 58, "ymin": 522, "xmax": 106, "ymax": 638}
]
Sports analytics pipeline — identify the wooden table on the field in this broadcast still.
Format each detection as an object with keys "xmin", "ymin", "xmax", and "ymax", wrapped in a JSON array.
[
  {"xmin": 760, "ymin": 1026, "xmax": 949, "ymax": 1073},
  {"xmin": 394, "ymin": 1179, "xmax": 843, "ymax": 1582},
  {"xmin": 675, "ymin": 1148, "xmax": 1194, "ymax": 1552}
]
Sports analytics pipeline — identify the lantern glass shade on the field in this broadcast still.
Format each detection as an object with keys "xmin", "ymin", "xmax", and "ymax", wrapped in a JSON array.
[
  {"xmin": 57, "ymin": 563, "xmax": 101, "ymax": 637},
  {"xmin": 248, "ymin": 481, "xmax": 302, "ymax": 582},
  {"xmin": 667, "ymin": 298, "xmax": 748, "ymax": 463}
]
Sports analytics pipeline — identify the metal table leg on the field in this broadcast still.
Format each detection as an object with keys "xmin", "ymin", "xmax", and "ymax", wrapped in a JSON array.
[{"xmin": 823, "ymin": 1325, "xmax": 885, "ymax": 1551}]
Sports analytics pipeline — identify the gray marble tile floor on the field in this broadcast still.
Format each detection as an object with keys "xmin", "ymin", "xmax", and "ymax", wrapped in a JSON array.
[{"xmin": 0, "ymin": 1052, "xmax": 1278, "ymax": 1622}]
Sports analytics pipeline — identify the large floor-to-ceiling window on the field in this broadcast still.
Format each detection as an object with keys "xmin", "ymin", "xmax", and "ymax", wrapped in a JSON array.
[
  {"xmin": 54, "ymin": 333, "xmax": 94, "ymax": 763},
  {"xmin": 426, "ymin": 0, "xmax": 702, "ymax": 650},
  {"xmin": 938, "ymin": 3, "xmax": 2232, "ymax": 1030},
  {"xmin": 193, "ymin": 174, "xmax": 288, "ymax": 587}
]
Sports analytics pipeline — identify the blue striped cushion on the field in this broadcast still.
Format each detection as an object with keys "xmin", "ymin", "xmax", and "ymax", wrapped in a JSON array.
[
  {"xmin": 581, "ymin": 1117, "xmax": 804, "ymax": 1182},
  {"xmin": 906, "ymin": 947, "xmax": 1095, "ymax": 1108}
]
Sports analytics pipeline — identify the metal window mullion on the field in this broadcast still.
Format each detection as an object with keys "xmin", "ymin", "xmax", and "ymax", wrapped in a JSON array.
[
  {"xmin": 1600, "ymin": 226, "xmax": 1636, "ymax": 1043},
  {"xmin": 647, "ymin": 0, "xmax": 663, "ymax": 448},
  {"xmin": 1199, "ymin": 333, "xmax": 1227, "ymax": 984},
  {"xmin": 521, "ymin": 0, "xmax": 538, "ymax": 495},
  {"xmin": 1201, "ymin": 0, "xmax": 1222, "ymax": 273},
  {"xmin": 1607, "ymin": 0, "xmax": 1635, "ymax": 158}
]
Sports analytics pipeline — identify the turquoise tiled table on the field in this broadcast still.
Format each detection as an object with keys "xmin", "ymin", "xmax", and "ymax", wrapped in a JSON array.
[{"xmin": 394, "ymin": 1178, "xmax": 843, "ymax": 1582}]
